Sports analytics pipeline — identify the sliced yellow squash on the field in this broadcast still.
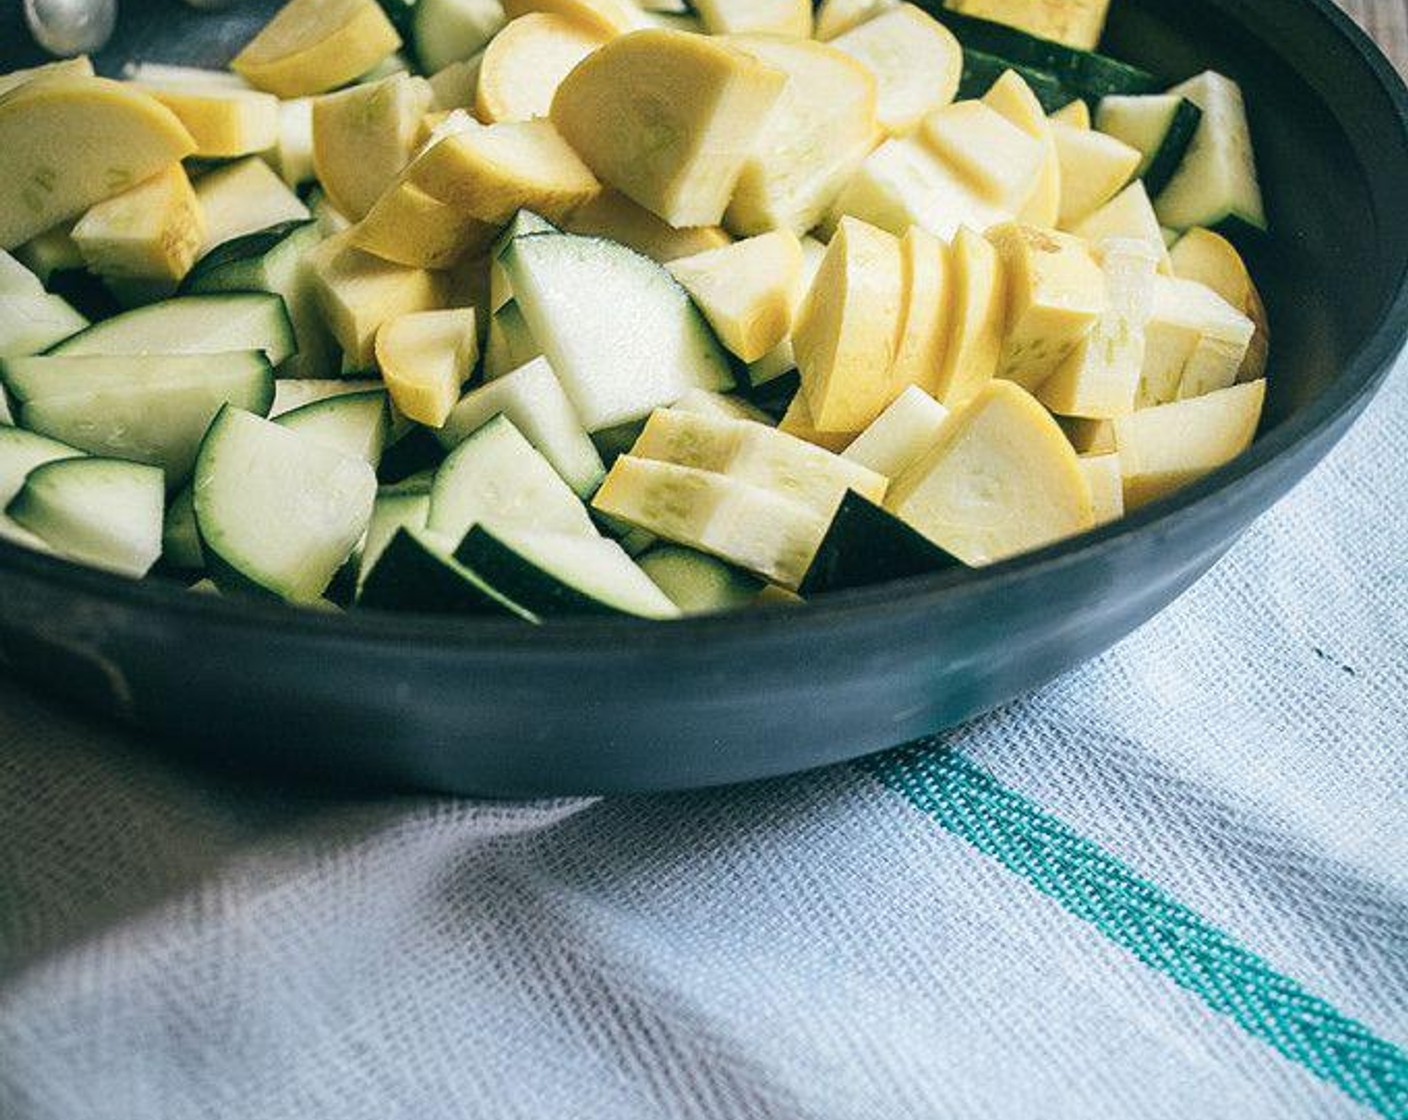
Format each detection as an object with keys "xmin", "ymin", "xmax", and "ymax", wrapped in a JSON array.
[
  {"xmin": 1059, "ymin": 415, "xmax": 1115, "ymax": 455},
  {"xmin": 944, "ymin": 0, "xmax": 1111, "ymax": 51},
  {"xmin": 1050, "ymin": 99, "xmax": 1091, "ymax": 129},
  {"xmin": 375, "ymin": 308, "xmax": 479, "ymax": 427},
  {"xmin": 1078, "ymin": 453, "xmax": 1124, "ymax": 525},
  {"xmin": 476, "ymin": 13, "xmax": 609, "ymax": 124},
  {"xmin": 830, "ymin": 6, "xmax": 963, "ymax": 136},
  {"xmin": 0, "ymin": 57, "xmax": 95, "ymax": 99},
  {"xmin": 353, "ymin": 180, "xmax": 494, "ymax": 268},
  {"xmin": 70, "ymin": 163, "xmax": 205, "ymax": 296},
  {"xmin": 0, "ymin": 78, "xmax": 196, "ymax": 250},
  {"xmin": 550, "ymin": 29, "xmax": 786, "ymax": 228},
  {"xmin": 1051, "ymin": 118, "xmax": 1141, "ymax": 227},
  {"xmin": 426, "ymin": 59, "xmax": 482, "ymax": 112},
  {"xmin": 304, "ymin": 229, "xmax": 449, "ymax": 367},
  {"xmin": 723, "ymin": 35, "xmax": 879, "ymax": 237},
  {"xmin": 1115, "ymin": 378, "xmax": 1265, "ymax": 509},
  {"xmin": 666, "ymin": 230, "xmax": 802, "ymax": 362},
  {"xmin": 563, "ymin": 189, "xmax": 732, "ymax": 263},
  {"xmin": 921, "ymin": 99, "xmax": 1045, "ymax": 212},
  {"xmin": 931, "ymin": 225, "xmax": 1004, "ymax": 408},
  {"xmin": 502, "ymin": 0, "xmax": 646, "ymax": 35},
  {"xmin": 793, "ymin": 216, "xmax": 905, "ymax": 433},
  {"xmin": 814, "ymin": 0, "xmax": 899, "ymax": 40},
  {"xmin": 135, "ymin": 86, "xmax": 280, "ymax": 158},
  {"xmin": 981, "ymin": 69, "xmax": 1060, "ymax": 229},
  {"xmin": 313, "ymin": 73, "xmax": 433, "ymax": 221},
  {"xmin": 889, "ymin": 226, "xmax": 953, "ymax": 401},
  {"xmin": 1069, "ymin": 179, "xmax": 1171, "ymax": 272},
  {"xmin": 1168, "ymin": 227, "xmax": 1268, "ymax": 382},
  {"xmin": 1136, "ymin": 274, "xmax": 1255, "ymax": 407},
  {"xmin": 232, "ymin": 0, "xmax": 402, "ymax": 98},
  {"xmin": 193, "ymin": 156, "xmax": 310, "ymax": 251},
  {"xmin": 988, "ymin": 222, "xmax": 1106, "ymax": 391},
  {"xmin": 406, "ymin": 117, "xmax": 601, "ymax": 226},
  {"xmin": 693, "ymin": 0, "xmax": 811, "ymax": 37},
  {"xmin": 777, "ymin": 393, "xmax": 859, "ymax": 454},
  {"xmin": 886, "ymin": 379, "xmax": 1094, "ymax": 565}
]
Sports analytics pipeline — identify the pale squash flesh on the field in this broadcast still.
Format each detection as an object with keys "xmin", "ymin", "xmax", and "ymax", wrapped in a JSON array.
[
  {"xmin": 232, "ymin": 0, "xmax": 402, "ymax": 98},
  {"xmin": 666, "ymin": 231, "xmax": 802, "ymax": 362},
  {"xmin": 312, "ymin": 73, "xmax": 432, "ymax": 221},
  {"xmin": 830, "ymin": 6, "xmax": 963, "ymax": 136},
  {"xmin": 376, "ymin": 309, "xmax": 479, "ymax": 428},
  {"xmin": 475, "ymin": 13, "xmax": 609, "ymax": 124},
  {"xmin": 70, "ymin": 164, "xmax": 205, "ymax": 296}
]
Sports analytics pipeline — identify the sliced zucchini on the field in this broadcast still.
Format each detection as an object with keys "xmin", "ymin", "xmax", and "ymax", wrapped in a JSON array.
[
  {"xmin": 672, "ymin": 388, "xmax": 776, "ymax": 426},
  {"xmin": 842, "ymin": 385, "xmax": 951, "ymax": 479},
  {"xmin": 275, "ymin": 390, "xmax": 390, "ymax": 466},
  {"xmin": 270, "ymin": 98, "xmax": 316, "ymax": 188},
  {"xmin": 1154, "ymin": 72, "xmax": 1267, "ymax": 233},
  {"xmin": 356, "ymin": 484, "xmax": 432, "ymax": 594},
  {"xmin": 799, "ymin": 490, "xmax": 961, "ymax": 597},
  {"xmin": 484, "ymin": 301, "xmax": 543, "ymax": 379},
  {"xmin": 630, "ymin": 407, "xmax": 888, "ymax": 516},
  {"xmin": 194, "ymin": 405, "xmax": 378, "ymax": 602},
  {"xmin": 637, "ymin": 545, "xmax": 762, "ymax": 614},
  {"xmin": 1094, "ymin": 94, "xmax": 1202, "ymax": 196},
  {"xmin": 162, "ymin": 487, "xmax": 203, "ymax": 571},
  {"xmin": 0, "ymin": 250, "xmax": 45, "ymax": 299},
  {"xmin": 272, "ymin": 378, "xmax": 383, "ymax": 416},
  {"xmin": 183, "ymin": 221, "xmax": 338, "ymax": 381},
  {"xmin": 501, "ymin": 232, "xmax": 733, "ymax": 432},
  {"xmin": 428, "ymin": 413, "xmax": 597, "ymax": 543},
  {"xmin": 957, "ymin": 49, "xmax": 1073, "ymax": 114},
  {"xmin": 193, "ymin": 157, "xmax": 311, "ymax": 254},
  {"xmin": 489, "ymin": 210, "xmax": 557, "ymax": 313},
  {"xmin": 592, "ymin": 455, "xmax": 831, "ymax": 590},
  {"xmin": 412, "ymin": 0, "xmax": 507, "ymax": 74},
  {"xmin": 48, "ymin": 292, "xmax": 296, "ymax": 365},
  {"xmin": 8, "ymin": 457, "xmax": 164, "ymax": 577},
  {"xmin": 0, "ymin": 294, "xmax": 88, "ymax": 358},
  {"xmin": 4, "ymin": 350, "xmax": 276, "ymax": 484},
  {"xmin": 939, "ymin": 10, "xmax": 1159, "ymax": 101},
  {"xmin": 1115, "ymin": 378, "xmax": 1265, "ymax": 509},
  {"xmin": 0, "ymin": 424, "xmax": 86, "ymax": 506},
  {"xmin": 830, "ymin": 6, "xmax": 963, "ymax": 135},
  {"xmin": 454, "ymin": 523, "xmax": 680, "ymax": 618},
  {"xmin": 13, "ymin": 225, "xmax": 85, "ymax": 285},
  {"xmin": 359, "ymin": 526, "xmax": 536, "ymax": 618},
  {"xmin": 438, "ymin": 357, "xmax": 604, "ymax": 497}
]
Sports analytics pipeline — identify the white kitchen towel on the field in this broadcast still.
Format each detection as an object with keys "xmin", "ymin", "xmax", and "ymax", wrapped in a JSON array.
[{"xmin": 0, "ymin": 356, "xmax": 1404, "ymax": 1120}]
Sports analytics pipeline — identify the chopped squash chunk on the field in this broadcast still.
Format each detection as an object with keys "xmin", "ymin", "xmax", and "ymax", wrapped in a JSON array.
[
  {"xmin": 476, "ymin": 13, "xmax": 609, "ymax": 124},
  {"xmin": 667, "ymin": 231, "xmax": 802, "ymax": 362},
  {"xmin": 313, "ymin": 73, "xmax": 433, "ymax": 221},
  {"xmin": 376, "ymin": 308, "xmax": 479, "ymax": 428},
  {"xmin": 830, "ymin": 6, "xmax": 963, "ymax": 135},
  {"xmin": 232, "ymin": 0, "xmax": 402, "ymax": 97}
]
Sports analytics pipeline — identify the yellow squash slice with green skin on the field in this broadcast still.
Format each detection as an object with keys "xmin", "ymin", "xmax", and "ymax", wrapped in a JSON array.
[
  {"xmin": 353, "ymin": 181, "xmax": 494, "ymax": 268},
  {"xmin": 1168, "ymin": 227, "xmax": 1269, "ymax": 381},
  {"xmin": 0, "ymin": 78, "xmax": 196, "ymax": 251},
  {"xmin": 313, "ymin": 74, "xmax": 433, "ymax": 221},
  {"xmin": 920, "ymin": 100, "xmax": 1045, "ymax": 212},
  {"xmin": 944, "ymin": 0, "xmax": 1111, "ymax": 51},
  {"xmin": 1115, "ymin": 378, "xmax": 1265, "ymax": 509},
  {"xmin": 981, "ymin": 70, "xmax": 1060, "ymax": 229},
  {"xmin": 476, "ymin": 13, "xmax": 610, "ymax": 124},
  {"xmin": 564, "ymin": 190, "xmax": 732, "ymax": 263},
  {"xmin": 375, "ymin": 309, "xmax": 478, "ymax": 428},
  {"xmin": 593, "ymin": 455, "xmax": 832, "ymax": 590},
  {"xmin": 830, "ymin": 6, "xmax": 963, "ymax": 136},
  {"xmin": 549, "ymin": 29, "xmax": 787, "ymax": 228},
  {"xmin": 722, "ymin": 35, "xmax": 879, "ymax": 237},
  {"xmin": 232, "ymin": 0, "xmax": 402, "ymax": 98},
  {"xmin": 793, "ymin": 216, "xmax": 906, "ymax": 433},
  {"xmin": 888, "ymin": 226, "xmax": 953, "ymax": 403},
  {"xmin": 931, "ymin": 225, "xmax": 1004, "ymax": 408},
  {"xmin": 136, "ymin": 86, "xmax": 280, "ymax": 159},
  {"xmin": 71, "ymin": 163, "xmax": 206, "ymax": 296},
  {"xmin": 886, "ymin": 379, "xmax": 1094, "ymax": 566},
  {"xmin": 666, "ymin": 231, "xmax": 802, "ymax": 363},
  {"xmin": 304, "ymin": 230, "xmax": 449, "ymax": 367},
  {"xmin": 1051, "ymin": 119, "xmax": 1142, "ymax": 227},
  {"xmin": 405, "ymin": 118, "xmax": 602, "ymax": 227},
  {"xmin": 987, "ymin": 222, "xmax": 1107, "ymax": 392},
  {"xmin": 502, "ymin": 0, "xmax": 646, "ymax": 36},
  {"xmin": 692, "ymin": 0, "xmax": 812, "ymax": 37}
]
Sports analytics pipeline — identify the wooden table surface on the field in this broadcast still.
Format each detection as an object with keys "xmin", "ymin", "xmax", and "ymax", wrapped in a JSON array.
[{"xmin": 1341, "ymin": 0, "xmax": 1408, "ymax": 70}]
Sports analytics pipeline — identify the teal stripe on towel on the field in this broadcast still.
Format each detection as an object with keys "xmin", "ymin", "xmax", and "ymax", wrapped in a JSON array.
[{"xmin": 863, "ymin": 743, "xmax": 1408, "ymax": 1119}]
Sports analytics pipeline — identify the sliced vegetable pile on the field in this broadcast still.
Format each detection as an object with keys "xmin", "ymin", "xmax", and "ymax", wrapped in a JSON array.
[{"xmin": 0, "ymin": 0, "xmax": 1271, "ymax": 619}]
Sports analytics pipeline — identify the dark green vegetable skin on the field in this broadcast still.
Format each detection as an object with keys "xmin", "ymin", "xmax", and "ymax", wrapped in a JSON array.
[
  {"xmin": 453, "ymin": 524, "xmax": 636, "ymax": 618},
  {"xmin": 360, "ymin": 528, "xmax": 538, "ymax": 618},
  {"xmin": 1140, "ymin": 98, "xmax": 1204, "ymax": 196},
  {"xmin": 800, "ymin": 492, "xmax": 963, "ymax": 598}
]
